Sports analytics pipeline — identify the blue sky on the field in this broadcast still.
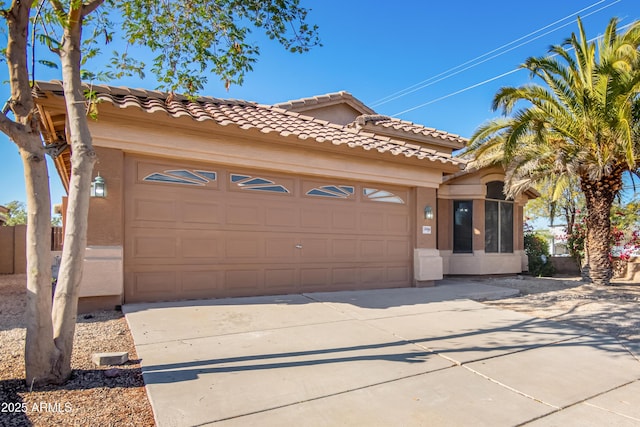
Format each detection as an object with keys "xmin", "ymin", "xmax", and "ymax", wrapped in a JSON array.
[{"xmin": 1, "ymin": 0, "xmax": 638, "ymax": 207}]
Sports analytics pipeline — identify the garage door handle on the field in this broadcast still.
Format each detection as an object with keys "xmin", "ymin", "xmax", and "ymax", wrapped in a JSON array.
[{"xmin": 295, "ymin": 244, "xmax": 303, "ymax": 249}]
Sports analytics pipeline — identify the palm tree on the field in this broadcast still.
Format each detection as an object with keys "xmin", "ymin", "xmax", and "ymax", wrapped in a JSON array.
[{"xmin": 468, "ymin": 17, "xmax": 640, "ymax": 286}]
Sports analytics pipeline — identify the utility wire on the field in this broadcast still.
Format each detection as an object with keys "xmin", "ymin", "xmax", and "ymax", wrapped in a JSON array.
[
  {"xmin": 391, "ymin": 69, "xmax": 521, "ymax": 117},
  {"xmin": 372, "ymin": 0, "xmax": 620, "ymax": 108},
  {"xmin": 391, "ymin": 14, "xmax": 636, "ymax": 118}
]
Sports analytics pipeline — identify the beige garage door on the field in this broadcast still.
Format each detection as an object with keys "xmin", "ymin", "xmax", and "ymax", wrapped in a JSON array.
[{"xmin": 124, "ymin": 156, "xmax": 413, "ymax": 303}]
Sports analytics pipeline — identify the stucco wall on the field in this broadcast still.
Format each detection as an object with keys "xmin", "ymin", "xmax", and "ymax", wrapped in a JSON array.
[
  {"xmin": 0, "ymin": 225, "xmax": 26, "ymax": 274},
  {"xmin": 294, "ymin": 104, "xmax": 362, "ymax": 126},
  {"xmin": 0, "ymin": 226, "xmax": 17, "ymax": 274},
  {"xmin": 551, "ymin": 256, "xmax": 580, "ymax": 274},
  {"xmin": 442, "ymin": 250, "xmax": 526, "ymax": 275},
  {"xmin": 88, "ymin": 147, "xmax": 124, "ymax": 246},
  {"xmin": 438, "ymin": 167, "xmax": 532, "ymax": 276},
  {"xmin": 414, "ymin": 187, "xmax": 441, "ymax": 281},
  {"xmin": 80, "ymin": 146, "xmax": 124, "ymax": 303}
]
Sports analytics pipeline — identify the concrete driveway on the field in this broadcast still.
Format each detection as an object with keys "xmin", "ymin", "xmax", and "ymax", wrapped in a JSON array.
[{"xmin": 123, "ymin": 282, "xmax": 640, "ymax": 426}]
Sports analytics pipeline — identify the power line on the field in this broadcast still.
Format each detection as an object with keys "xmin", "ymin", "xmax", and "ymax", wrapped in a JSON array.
[
  {"xmin": 392, "ymin": 9, "xmax": 635, "ymax": 118},
  {"xmin": 391, "ymin": 69, "xmax": 521, "ymax": 117},
  {"xmin": 372, "ymin": 0, "xmax": 620, "ymax": 109}
]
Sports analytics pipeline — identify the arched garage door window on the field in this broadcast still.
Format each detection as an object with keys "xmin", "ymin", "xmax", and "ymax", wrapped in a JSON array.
[{"xmin": 485, "ymin": 181, "xmax": 513, "ymax": 253}]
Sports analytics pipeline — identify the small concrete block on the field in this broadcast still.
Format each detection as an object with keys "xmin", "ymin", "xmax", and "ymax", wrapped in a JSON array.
[{"xmin": 92, "ymin": 351, "xmax": 129, "ymax": 366}]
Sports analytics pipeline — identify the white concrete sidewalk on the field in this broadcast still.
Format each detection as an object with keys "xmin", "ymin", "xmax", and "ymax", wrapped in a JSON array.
[{"xmin": 124, "ymin": 283, "xmax": 640, "ymax": 426}]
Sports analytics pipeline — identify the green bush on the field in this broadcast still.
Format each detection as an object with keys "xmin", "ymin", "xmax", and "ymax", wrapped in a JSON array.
[{"xmin": 524, "ymin": 232, "xmax": 555, "ymax": 277}]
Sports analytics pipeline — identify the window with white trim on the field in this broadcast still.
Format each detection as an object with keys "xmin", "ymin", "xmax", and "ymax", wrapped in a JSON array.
[{"xmin": 485, "ymin": 181, "xmax": 513, "ymax": 253}]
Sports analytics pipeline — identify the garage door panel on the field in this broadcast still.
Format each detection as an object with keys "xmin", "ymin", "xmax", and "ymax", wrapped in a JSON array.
[
  {"xmin": 300, "ymin": 238, "xmax": 328, "ymax": 258},
  {"xmin": 182, "ymin": 201, "xmax": 221, "ymax": 224},
  {"xmin": 360, "ymin": 212, "xmax": 385, "ymax": 231},
  {"xmin": 131, "ymin": 271, "xmax": 177, "ymax": 297},
  {"xmin": 332, "ymin": 210, "xmax": 357, "ymax": 229},
  {"xmin": 265, "ymin": 207, "xmax": 299, "ymax": 227},
  {"xmin": 301, "ymin": 208, "xmax": 330, "ymax": 228},
  {"xmin": 125, "ymin": 158, "xmax": 413, "ymax": 302},
  {"xmin": 133, "ymin": 198, "xmax": 177, "ymax": 222},
  {"xmin": 388, "ymin": 240, "xmax": 412, "ymax": 258},
  {"xmin": 225, "ymin": 238, "xmax": 261, "ymax": 258},
  {"xmin": 225, "ymin": 269, "xmax": 262, "ymax": 291},
  {"xmin": 265, "ymin": 268, "xmax": 297, "ymax": 292},
  {"xmin": 301, "ymin": 268, "xmax": 329, "ymax": 289},
  {"xmin": 181, "ymin": 271, "xmax": 223, "ymax": 293},
  {"xmin": 226, "ymin": 204, "xmax": 262, "ymax": 226},
  {"xmin": 182, "ymin": 237, "xmax": 221, "ymax": 259},
  {"xmin": 388, "ymin": 265, "xmax": 411, "ymax": 282},
  {"xmin": 361, "ymin": 240, "xmax": 385, "ymax": 258},
  {"xmin": 361, "ymin": 266, "xmax": 386, "ymax": 283},
  {"xmin": 133, "ymin": 235, "xmax": 177, "ymax": 258},
  {"xmin": 387, "ymin": 214, "xmax": 411, "ymax": 233},
  {"xmin": 265, "ymin": 237, "xmax": 297, "ymax": 259},
  {"xmin": 332, "ymin": 267, "xmax": 359, "ymax": 286},
  {"xmin": 332, "ymin": 239, "xmax": 358, "ymax": 258}
]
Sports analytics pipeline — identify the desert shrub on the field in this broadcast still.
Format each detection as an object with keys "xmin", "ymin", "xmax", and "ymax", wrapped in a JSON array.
[{"xmin": 525, "ymin": 231, "xmax": 555, "ymax": 277}]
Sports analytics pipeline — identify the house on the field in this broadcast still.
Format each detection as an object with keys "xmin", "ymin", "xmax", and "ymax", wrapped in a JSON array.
[{"xmin": 33, "ymin": 81, "xmax": 534, "ymax": 310}]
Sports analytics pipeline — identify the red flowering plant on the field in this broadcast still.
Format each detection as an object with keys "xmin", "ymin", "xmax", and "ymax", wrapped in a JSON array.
[
  {"xmin": 567, "ymin": 207, "xmax": 640, "ymax": 277},
  {"xmin": 610, "ymin": 228, "xmax": 640, "ymax": 261},
  {"xmin": 566, "ymin": 211, "xmax": 586, "ymax": 262}
]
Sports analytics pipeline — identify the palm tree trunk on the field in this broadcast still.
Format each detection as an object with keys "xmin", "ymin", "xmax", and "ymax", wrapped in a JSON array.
[{"xmin": 581, "ymin": 172, "xmax": 622, "ymax": 286}]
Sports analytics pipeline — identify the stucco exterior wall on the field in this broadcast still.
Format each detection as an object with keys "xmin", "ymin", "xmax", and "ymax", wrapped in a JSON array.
[
  {"xmin": 86, "ymin": 118, "xmax": 447, "ymax": 189},
  {"xmin": 80, "ymin": 146, "xmax": 124, "ymax": 304},
  {"xmin": 0, "ymin": 226, "xmax": 16, "ymax": 274},
  {"xmin": 439, "ymin": 167, "xmax": 533, "ymax": 276},
  {"xmin": 293, "ymin": 103, "xmax": 362, "ymax": 126},
  {"xmin": 87, "ymin": 147, "xmax": 124, "ymax": 246},
  {"xmin": 414, "ymin": 187, "xmax": 441, "ymax": 282},
  {"xmin": 441, "ymin": 250, "xmax": 526, "ymax": 275},
  {"xmin": 437, "ymin": 198, "xmax": 452, "ymax": 251}
]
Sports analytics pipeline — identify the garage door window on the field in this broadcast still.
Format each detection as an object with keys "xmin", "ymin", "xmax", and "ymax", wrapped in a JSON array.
[
  {"xmin": 363, "ymin": 188, "xmax": 404, "ymax": 204},
  {"xmin": 306, "ymin": 185, "xmax": 354, "ymax": 198},
  {"xmin": 144, "ymin": 169, "xmax": 217, "ymax": 186},
  {"xmin": 230, "ymin": 174, "xmax": 290, "ymax": 193}
]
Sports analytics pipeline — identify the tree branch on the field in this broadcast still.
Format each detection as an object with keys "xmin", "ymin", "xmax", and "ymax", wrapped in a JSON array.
[
  {"xmin": 0, "ymin": 110, "xmax": 28, "ymax": 146},
  {"xmin": 49, "ymin": 0, "xmax": 64, "ymax": 14},
  {"xmin": 81, "ymin": 0, "xmax": 104, "ymax": 17}
]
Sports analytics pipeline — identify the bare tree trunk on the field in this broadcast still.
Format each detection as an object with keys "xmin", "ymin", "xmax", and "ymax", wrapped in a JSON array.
[
  {"xmin": 21, "ymin": 138, "xmax": 60, "ymax": 386},
  {"xmin": 3, "ymin": 0, "xmax": 59, "ymax": 386},
  {"xmin": 50, "ymin": 10, "xmax": 97, "ymax": 382}
]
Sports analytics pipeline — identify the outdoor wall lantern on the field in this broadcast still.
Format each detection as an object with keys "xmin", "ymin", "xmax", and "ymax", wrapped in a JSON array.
[
  {"xmin": 424, "ymin": 205, "xmax": 433, "ymax": 220},
  {"xmin": 91, "ymin": 174, "xmax": 107, "ymax": 198}
]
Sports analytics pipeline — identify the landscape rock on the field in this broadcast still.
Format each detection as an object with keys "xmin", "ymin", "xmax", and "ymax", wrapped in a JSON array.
[{"xmin": 92, "ymin": 351, "xmax": 129, "ymax": 366}]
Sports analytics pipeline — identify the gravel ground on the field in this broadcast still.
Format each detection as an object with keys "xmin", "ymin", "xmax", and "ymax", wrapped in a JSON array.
[
  {"xmin": 0, "ymin": 274, "xmax": 154, "ymax": 426},
  {"xmin": 2, "ymin": 273, "xmax": 639, "ymax": 426},
  {"xmin": 479, "ymin": 275, "xmax": 640, "ymax": 343}
]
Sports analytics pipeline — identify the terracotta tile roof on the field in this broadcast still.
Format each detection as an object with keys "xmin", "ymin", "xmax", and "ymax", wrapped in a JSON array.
[
  {"xmin": 274, "ymin": 91, "xmax": 376, "ymax": 115},
  {"xmin": 349, "ymin": 114, "xmax": 467, "ymax": 148},
  {"xmin": 33, "ymin": 81, "xmax": 466, "ymax": 168}
]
